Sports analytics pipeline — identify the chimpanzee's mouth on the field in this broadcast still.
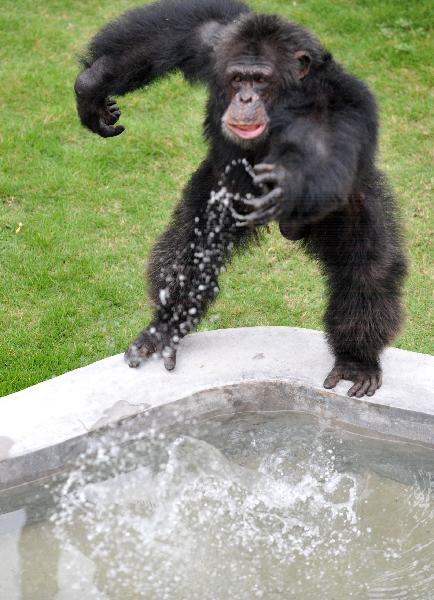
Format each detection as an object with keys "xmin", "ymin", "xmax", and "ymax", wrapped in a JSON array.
[{"xmin": 227, "ymin": 122, "xmax": 267, "ymax": 140}]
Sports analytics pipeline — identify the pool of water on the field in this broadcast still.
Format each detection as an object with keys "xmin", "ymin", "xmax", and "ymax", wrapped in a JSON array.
[{"xmin": 1, "ymin": 411, "xmax": 433, "ymax": 600}]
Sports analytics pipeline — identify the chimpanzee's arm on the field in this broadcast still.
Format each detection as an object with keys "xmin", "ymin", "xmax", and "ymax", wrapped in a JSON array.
[
  {"xmin": 124, "ymin": 159, "xmax": 251, "ymax": 370},
  {"xmin": 74, "ymin": 0, "xmax": 250, "ymax": 137}
]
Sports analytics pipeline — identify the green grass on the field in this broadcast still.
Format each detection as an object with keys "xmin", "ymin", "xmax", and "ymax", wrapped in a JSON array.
[{"xmin": 0, "ymin": 0, "xmax": 432, "ymax": 396}]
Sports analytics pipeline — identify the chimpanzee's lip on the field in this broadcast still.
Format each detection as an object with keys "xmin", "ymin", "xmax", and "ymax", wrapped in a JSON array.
[{"xmin": 227, "ymin": 122, "xmax": 267, "ymax": 139}]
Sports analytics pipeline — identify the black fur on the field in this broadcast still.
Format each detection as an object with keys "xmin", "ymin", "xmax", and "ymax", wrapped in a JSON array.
[{"xmin": 75, "ymin": 0, "xmax": 407, "ymax": 397}]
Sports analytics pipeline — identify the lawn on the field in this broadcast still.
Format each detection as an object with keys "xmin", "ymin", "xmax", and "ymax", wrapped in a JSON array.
[{"xmin": 0, "ymin": 0, "xmax": 432, "ymax": 396}]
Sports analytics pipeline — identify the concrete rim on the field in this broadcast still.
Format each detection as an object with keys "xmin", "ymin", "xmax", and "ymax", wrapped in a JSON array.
[{"xmin": 1, "ymin": 327, "xmax": 433, "ymax": 490}]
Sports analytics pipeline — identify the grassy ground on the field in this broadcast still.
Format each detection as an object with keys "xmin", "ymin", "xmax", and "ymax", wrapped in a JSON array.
[{"xmin": 0, "ymin": 0, "xmax": 432, "ymax": 396}]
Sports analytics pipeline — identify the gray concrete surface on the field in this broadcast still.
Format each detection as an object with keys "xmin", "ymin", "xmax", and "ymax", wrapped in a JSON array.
[{"xmin": 1, "ymin": 327, "xmax": 433, "ymax": 489}]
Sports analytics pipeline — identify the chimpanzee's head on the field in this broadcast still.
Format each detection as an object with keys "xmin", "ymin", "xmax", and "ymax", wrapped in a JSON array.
[{"xmin": 211, "ymin": 14, "xmax": 325, "ymax": 147}]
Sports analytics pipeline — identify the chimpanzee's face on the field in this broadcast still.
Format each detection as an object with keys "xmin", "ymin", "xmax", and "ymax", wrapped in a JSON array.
[
  {"xmin": 218, "ymin": 36, "xmax": 312, "ymax": 148},
  {"xmin": 221, "ymin": 56, "xmax": 276, "ymax": 146}
]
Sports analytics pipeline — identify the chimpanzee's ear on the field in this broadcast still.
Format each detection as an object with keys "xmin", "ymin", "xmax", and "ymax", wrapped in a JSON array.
[{"xmin": 294, "ymin": 50, "xmax": 312, "ymax": 79}]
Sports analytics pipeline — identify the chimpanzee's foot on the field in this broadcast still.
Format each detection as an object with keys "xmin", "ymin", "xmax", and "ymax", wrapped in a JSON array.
[
  {"xmin": 124, "ymin": 328, "xmax": 177, "ymax": 371},
  {"xmin": 323, "ymin": 359, "xmax": 382, "ymax": 398}
]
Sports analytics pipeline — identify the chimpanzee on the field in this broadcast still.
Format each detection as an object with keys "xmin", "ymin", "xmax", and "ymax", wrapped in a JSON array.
[{"xmin": 74, "ymin": 0, "xmax": 407, "ymax": 398}]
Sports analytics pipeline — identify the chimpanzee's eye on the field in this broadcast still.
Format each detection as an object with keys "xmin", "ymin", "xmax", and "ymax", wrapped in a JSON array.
[
  {"xmin": 231, "ymin": 75, "xmax": 242, "ymax": 89},
  {"xmin": 254, "ymin": 75, "xmax": 267, "ymax": 84}
]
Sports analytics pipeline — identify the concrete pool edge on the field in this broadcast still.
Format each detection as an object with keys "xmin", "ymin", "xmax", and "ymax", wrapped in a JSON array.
[{"xmin": 1, "ymin": 327, "xmax": 433, "ymax": 488}]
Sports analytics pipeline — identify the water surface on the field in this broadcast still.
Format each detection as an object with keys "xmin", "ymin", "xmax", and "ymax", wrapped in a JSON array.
[{"xmin": 1, "ymin": 411, "xmax": 433, "ymax": 599}]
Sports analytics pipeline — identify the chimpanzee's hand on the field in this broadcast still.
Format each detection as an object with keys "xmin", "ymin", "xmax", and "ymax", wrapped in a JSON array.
[
  {"xmin": 125, "ymin": 326, "xmax": 177, "ymax": 371},
  {"xmin": 232, "ymin": 163, "xmax": 285, "ymax": 227},
  {"xmin": 323, "ymin": 359, "xmax": 382, "ymax": 397},
  {"xmin": 75, "ymin": 65, "xmax": 125, "ymax": 138},
  {"xmin": 75, "ymin": 94, "xmax": 125, "ymax": 138}
]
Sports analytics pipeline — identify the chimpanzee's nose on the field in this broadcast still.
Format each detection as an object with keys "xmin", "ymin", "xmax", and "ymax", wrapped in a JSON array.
[{"xmin": 239, "ymin": 92, "xmax": 253, "ymax": 104}]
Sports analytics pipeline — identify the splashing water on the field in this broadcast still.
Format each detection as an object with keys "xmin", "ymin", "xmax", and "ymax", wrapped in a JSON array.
[
  {"xmin": 51, "ymin": 433, "xmax": 362, "ymax": 599},
  {"xmin": 1, "ymin": 412, "xmax": 432, "ymax": 599},
  {"xmin": 141, "ymin": 158, "xmax": 262, "ymax": 354}
]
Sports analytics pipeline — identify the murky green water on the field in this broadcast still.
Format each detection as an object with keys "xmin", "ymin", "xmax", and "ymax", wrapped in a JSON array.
[{"xmin": 1, "ymin": 412, "xmax": 433, "ymax": 599}]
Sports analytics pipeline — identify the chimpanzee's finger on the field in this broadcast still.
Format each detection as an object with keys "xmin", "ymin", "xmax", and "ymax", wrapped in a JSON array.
[
  {"xmin": 253, "ymin": 163, "xmax": 274, "ymax": 174},
  {"xmin": 366, "ymin": 373, "xmax": 382, "ymax": 396},
  {"xmin": 323, "ymin": 366, "xmax": 343, "ymax": 389},
  {"xmin": 124, "ymin": 330, "xmax": 156, "ymax": 368},
  {"xmin": 243, "ymin": 187, "xmax": 282, "ymax": 209},
  {"xmin": 347, "ymin": 379, "xmax": 365, "ymax": 397},
  {"xmin": 354, "ymin": 378, "xmax": 372, "ymax": 398},
  {"xmin": 253, "ymin": 172, "xmax": 279, "ymax": 188},
  {"xmin": 233, "ymin": 203, "xmax": 280, "ymax": 227},
  {"xmin": 104, "ymin": 112, "xmax": 121, "ymax": 125},
  {"xmin": 98, "ymin": 123, "xmax": 125, "ymax": 138},
  {"xmin": 163, "ymin": 347, "xmax": 177, "ymax": 371}
]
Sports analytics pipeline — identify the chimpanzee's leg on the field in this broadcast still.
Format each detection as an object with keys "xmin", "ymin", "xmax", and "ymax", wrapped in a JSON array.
[
  {"xmin": 307, "ymin": 179, "xmax": 407, "ymax": 397},
  {"xmin": 125, "ymin": 160, "xmax": 249, "ymax": 370}
]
